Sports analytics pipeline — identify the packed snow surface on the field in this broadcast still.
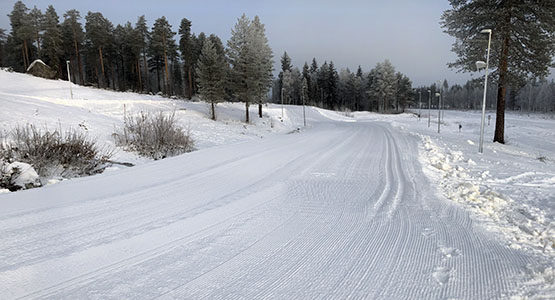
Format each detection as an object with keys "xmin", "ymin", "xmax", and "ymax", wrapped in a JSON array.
[{"xmin": 0, "ymin": 71, "xmax": 554, "ymax": 299}]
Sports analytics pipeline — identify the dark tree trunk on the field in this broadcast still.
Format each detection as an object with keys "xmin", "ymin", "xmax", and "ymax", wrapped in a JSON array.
[
  {"xmin": 187, "ymin": 67, "xmax": 193, "ymax": 99},
  {"xmin": 98, "ymin": 47, "xmax": 105, "ymax": 88},
  {"xmin": 211, "ymin": 101, "xmax": 216, "ymax": 120},
  {"xmin": 494, "ymin": 18, "xmax": 511, "ymax": 144},
  {"xmin": 73, "ymin": 28, "xmax": 84, "ymax": 85},
  {"xmin": 245, "ymin": 102, "xmax": 250, "ymax": 123},
  {"xmin": 143, "ymin": 51, "xmax": 149, "ymax": 92},
  {"xmin": 258, "ymin": 103, "xmax": 263, "ymax": 118}
]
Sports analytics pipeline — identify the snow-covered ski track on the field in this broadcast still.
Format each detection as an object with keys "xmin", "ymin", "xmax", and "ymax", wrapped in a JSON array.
[{"xmin": 0, "ymin": 121, "xmax": 538, "ymax": 299}]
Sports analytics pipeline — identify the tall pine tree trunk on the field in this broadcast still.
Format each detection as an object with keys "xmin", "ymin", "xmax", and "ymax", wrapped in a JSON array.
[
  {"xmin": 494, "ymin": 14, "xmax": 511, "ymax": 144},
  {"xmin": 98, "ymin": 47, "xmax": 105, "ymax": 88},
  {"xmin": 143, "ymin": 51, "xmax": 149, "ymax": 92},
  {"xmin": 136, "ymin": 59, "xmax": 142, "ymax": 92},
  {"xmin": 494, "ymin": 33, "xmax": 510, "ymax": 144},
  {"xmin": 211, "ymin": 101, "xmax": 216, "ymax": 120},
  {"xmin": 23, "ymin": 40, "xmax": 30, "ymax": 69},
  {"xmin": 73, "ymin": 28, "xmax": 84, "ymax": 85},
  {"xmin": 187, "ymin": 67, "xmax": 193, "ymax": 99},
  {"xmin": 111, "ymin": 63, "xmax": 115, "ymax": 90},
  {"xmin": 162, "ymin": 35, "xmax": 171, "ymax": 96},
  {"xmin": 21, "ymin": 45, "xmax": 27, "ymax": 70},
  {"xmin": 245, "ymin": 101, "xmax": 250, "ymax": 123},
  {"xmin": 258, "ymin": 103, "xmax": 262, "ymax": 118}
]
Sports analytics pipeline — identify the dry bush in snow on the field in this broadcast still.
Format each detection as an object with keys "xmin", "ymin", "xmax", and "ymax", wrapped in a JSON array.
[
  {"xmin": 0, "ymin": 124, "xmax": 112, "ymax": 181},
  {"xmin": 114, "ymin": 111, "xmax": 195, "ymax": 160}
]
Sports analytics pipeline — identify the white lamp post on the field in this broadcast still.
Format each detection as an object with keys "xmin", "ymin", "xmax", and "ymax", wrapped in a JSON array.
[
  {"xmin": 477, "ymin": 28, "xmax": 492, "ymax": 153},
  {"xmin": 418, "ymin": 90, "xmax": 422, "ymax": 121},
  {"xmin": 66, "ymin": 60, "xmax": 73, "ymax": 100},
  {"xmin": 280, "ymin": 87, "xmax": 284, "ymax": 122},
  {"xmin": 435, "ymin": 92, "xmax": 441, "ymax": 133},
  {"xmin": 427, "ymin": 90, "xmax": 431, "ymax": 128}
]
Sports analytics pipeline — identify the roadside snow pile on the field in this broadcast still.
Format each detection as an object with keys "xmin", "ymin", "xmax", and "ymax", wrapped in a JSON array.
[
  {"xmin": 419, "ymin": 134, "xmax": 553, "ymax": 255},
  {"xmin": 0, "ymin": 161, "xmax": 41, "ymax": 191}
]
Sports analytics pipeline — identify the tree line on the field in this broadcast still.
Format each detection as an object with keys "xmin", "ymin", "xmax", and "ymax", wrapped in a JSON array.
[
  {"xmin": 271, "ymin": 52, "xmax": 413, "ymax": 113},
  {"xmin": 413, "ymin": 77, "xmax": 555, "ymax": 113},
  {"xmin": 0, "ymin": 1, "xmax": 273, "ymax": 122}
]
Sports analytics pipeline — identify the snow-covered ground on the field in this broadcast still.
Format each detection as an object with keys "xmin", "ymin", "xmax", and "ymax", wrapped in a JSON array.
[{"xmin": 0, "ymin": 71, "xmax": 554, "ymax": 298}]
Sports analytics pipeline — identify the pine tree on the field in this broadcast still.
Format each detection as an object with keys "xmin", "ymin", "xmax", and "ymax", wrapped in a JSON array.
[
  {"xmin": 7, "ymin": 1, "xmax": 33, "ymax": 71},
  {"xmin": 179, "ymin": 18, "xmax": 194, "ymax": 99},
  {"xmin": 368, "ymin": 60, "xmax": 397, "ymax": 113},
  {"xmin": 396, "ymin": 72, "xmax": 412, "ymax": 112},
  {"xmin": 29, "ymin": 6, "xmax": 43, "ymax": 56},
  {"xmin": 250, "ymin": 16, "xmax": 273, "ymax": 118},
  {"xmin": 0, "ymin": 28, "xmax": 6, "ymax": 67},
  {"xmin": 227, "ymin": 14, "xmax": 254, "ymax": 122},
  {"xmin": 149, "ymin": 16, "xmax": 177, "ymax": 95},
  {"xmin": 62, "ymin": 9, "xmax": 84, "ymax": 85},
  {"xmin": 441, "ymin": 0, "xmax": 555, "ymax": 144},
  {"xmin": 135, "ymin": 15, "xmax": 149, "ymax": 92},
  {"xmin": 280, "ymin": 51, "xmax": 292, "ymax": 72},
  {"xmin": 42, "ymin": 5, "xmax": 63, "ymax": 77},
  {"xmin": 327, "ymin": 61, "xmax": 338, "ymax": 109},
  {"xmin": 196, "ymin": 39, "xmax": 227, "ymax": 120},
  {"xmin": 85, "ymin": 12, "xmax": 114, "ymax": 87}
]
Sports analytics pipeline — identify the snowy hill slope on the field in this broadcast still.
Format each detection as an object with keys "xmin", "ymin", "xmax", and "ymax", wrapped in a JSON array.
[{"xmin": 0, "ymin": 70, "xmax": 312, "ymax": 165}]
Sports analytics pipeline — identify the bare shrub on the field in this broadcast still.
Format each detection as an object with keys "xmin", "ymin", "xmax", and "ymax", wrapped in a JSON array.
[
  {"xmin": 0, "ymin": 124, "xmax": 113, "ymax": 179},
  {"xmin": 114, "ymin": 111, "xmax": 195, "ymax": 160}
]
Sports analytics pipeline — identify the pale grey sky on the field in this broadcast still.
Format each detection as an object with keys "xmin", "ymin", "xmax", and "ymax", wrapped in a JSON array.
[{"xmin": 0, "ymin": 0, "xmax": 521, "ymax": 86}]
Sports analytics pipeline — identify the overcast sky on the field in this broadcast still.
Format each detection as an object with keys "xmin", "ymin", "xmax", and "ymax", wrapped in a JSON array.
[{"xmin": 0, "ymin": 0, "xmax": 500, "ymax": 86}]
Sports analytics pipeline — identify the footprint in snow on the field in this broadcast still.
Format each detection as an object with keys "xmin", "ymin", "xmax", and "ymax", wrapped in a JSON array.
[
  {"xmin": 440, "ymin": 247, "xmax": 461, "ymax": 258},
  {"xmin": 422, "ymin": 227, "xmax": 435, "ymax": 237},
  {"xmin": 433, "ymin": 266, "xmax": 450, "ymax": 285}
]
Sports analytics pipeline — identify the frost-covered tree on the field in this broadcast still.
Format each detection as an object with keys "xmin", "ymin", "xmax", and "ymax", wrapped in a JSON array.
[
  {"xmin": 441, "ymin": 0, "xmax": 555, "ymax": 144},
  {"xmin": 367, "ymin": 60, "xmax": 397, "ymax": 113},
  {"xmin": 196, "ymin": 39, "xmax": 227, "ymax": 120},
  {"xmin": 227, "ymin": 14, "xmax": 273, "ymax": 123},
  {"xmin": 282, "ymin": 69, "xmax": 293, "ymax": 104},
  {"xmin": 250, "ymin": 16, "xmax": 273, "ymax": 118}
]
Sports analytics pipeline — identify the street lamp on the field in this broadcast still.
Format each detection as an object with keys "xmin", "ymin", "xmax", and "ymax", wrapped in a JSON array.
[
  {"xmin": 435, "ymin": 92, "xmax": 441, "ymax": 133},
  {"xmin": 66, "ymin": 60, "xmax": 73, "ymax": 100},
  {"xmin": 427, "ymin": 90, "xmax": 431, "ymax": 128},
  {"xmin": 418, "ymin": 90, "xmax": 422, "ymax": 121},
  {"xmin": 477, "ymin": 28, "xmax": 492, "ymax": 153},
  {"xmin": 280, "ymin": 87, "xmax": 284, "ymax": 122}
]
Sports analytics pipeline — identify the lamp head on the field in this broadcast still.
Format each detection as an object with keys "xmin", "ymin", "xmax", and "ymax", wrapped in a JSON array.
[
  {"xmin": 435, "ymin": 92, "xmax": 441, "ymax": 97},
  {"xmin": 480, "ymin": 29, "xmax": 492, "ymax": 34}
]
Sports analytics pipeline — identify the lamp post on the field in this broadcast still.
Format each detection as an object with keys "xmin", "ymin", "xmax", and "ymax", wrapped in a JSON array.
[
  {"xmin": 477, "ymin": 28, "xmax": 492, "ymax": 153},
  {"xmin": 418, "ymin": 90, "xmax": 422, "ymax": 121},
  {"xmin": 427, "ymin": 90, "xmax": 431, "ymax": 128},
  {"xmin": 435, "ymin": 92, "xmax": 441, "ymax": 133},
  {"xmin": 280, "ymin": 87, "xmax": 284, "ymax": 122},
  {"xmin": 66, "ymin": 60, "xmax": 73, "ymax": 100}
]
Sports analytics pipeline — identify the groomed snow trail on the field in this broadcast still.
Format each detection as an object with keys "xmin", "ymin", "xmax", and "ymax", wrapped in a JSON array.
[{"xmin": 0, "ymin": 116, "xmax": 535, "ymax": 299}]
